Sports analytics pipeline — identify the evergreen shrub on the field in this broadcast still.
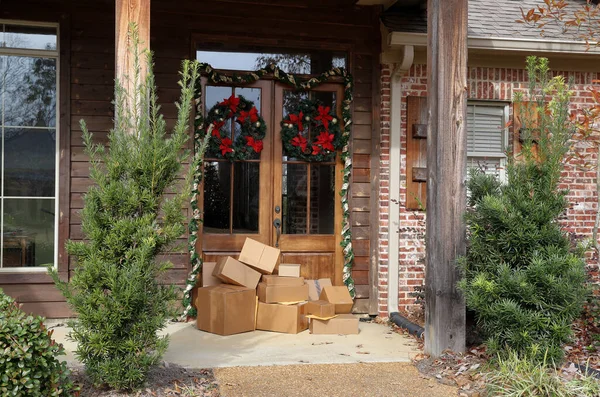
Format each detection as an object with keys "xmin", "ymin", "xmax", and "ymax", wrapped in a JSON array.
[
  {"xmin": 50, "ymin": 28, "xmax": 200, "ymax": 390},
  {"xmin": 459, "ymin": 57, "xmax": 588, "ymax": 363},
  {"xmin": 0, "ymin": 289, "xmax": 77, "ymax": 396}
]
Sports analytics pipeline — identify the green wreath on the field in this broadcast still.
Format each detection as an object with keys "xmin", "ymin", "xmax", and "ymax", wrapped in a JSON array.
[
  {"xmin": 281, "ymin": 99, "xmax": 342, "ymax": 162},
  {"xmin": 201, "ymin": 95, "xmax": 266, "ymax": 160}
]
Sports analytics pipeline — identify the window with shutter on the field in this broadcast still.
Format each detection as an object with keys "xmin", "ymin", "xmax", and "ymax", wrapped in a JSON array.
[{"xmin": 467, "ymin": 103, "xmax": 508, "ymax": 181}]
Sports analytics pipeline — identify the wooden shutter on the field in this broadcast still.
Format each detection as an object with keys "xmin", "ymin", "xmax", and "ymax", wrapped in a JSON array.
[
  {"xmin": 406, "ymin": 96, "xmax": 428, "ymax": 210},
  {"xmin": 512, "ymin": 101, "xmax": 539, "ymax": 159}
]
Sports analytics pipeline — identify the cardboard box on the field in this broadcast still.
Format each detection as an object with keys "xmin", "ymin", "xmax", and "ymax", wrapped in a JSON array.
[
  {"xmin": 309, "ymin": 314, "xmax": 359, "ymax": 335},
  {"xmin": 256, "ymin": 302, "xmax": 308, "ymax": 334},
  {"xmin": 238, "ymin": 238, "xmax": 280, "ymax": 274},
  {"xmin": 319, "ymin": 286, "xmax": 354, "ymax": 314},
  {"xmin": 257, "ymin": 282, "xmax": 309, "ymax": 303},
  {"xmin": 213, "ymin": 256, "xmax": 261, "ymax": 289},
  {"xmin": 262, "ymin": 275, "xmax": 304, "ymax": 286},
  {"xmin": 305, "ymin": 300, "xmax": 336, "ymax": 318},
  {"xmin": 191, "ymin": 262, "xmax": 221, "ymax": 311},
  {"xmin": 305, "ymin": 278, "xmax": 333, "ymax": 301},
  {"xmin": 196, "ymin": 285, "xmax": 256, "ymax": 336},
  {"xmin": 278, "ymin": 263, "xmax": 301, "ymax": 277}
]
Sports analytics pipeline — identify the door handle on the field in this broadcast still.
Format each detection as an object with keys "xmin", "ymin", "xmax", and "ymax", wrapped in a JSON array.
[{"xmin": 273, "ymin": 218, "xmax": 281, "ymax": 248}]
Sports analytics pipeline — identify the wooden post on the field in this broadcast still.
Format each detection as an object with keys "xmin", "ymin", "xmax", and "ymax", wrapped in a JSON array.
[
  {"xmin": 425, "ymin": 0, "xmax": 467, "ymax": 356},
  {"xmin": 115, "ymin": 0, "xmax": 150, "ymax": 100}
]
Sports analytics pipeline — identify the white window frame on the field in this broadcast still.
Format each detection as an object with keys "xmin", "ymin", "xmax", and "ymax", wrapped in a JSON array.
[
  {"xmin": 0, "ymin": 19, "xmax": 59, "ymax": 273},
  {"xmin": 467, "ymin": 101, "xmax": 509, "ymax": 182}
]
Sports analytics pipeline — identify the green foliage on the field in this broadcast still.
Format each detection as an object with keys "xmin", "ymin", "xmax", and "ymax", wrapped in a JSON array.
[
  {"xmin": 49, "ymin": 27, "xmax": 200, "ymax": 391},
  {"xmin": 460, "ymin": 57, "xmax": 588, "ymax": 364},
  {"xmin": 486, "ymin": 351, "xmax": 600, "ymax": 397},
  {"xmin": 0, "ymin": 289, "xmax": 78, "ymax": 396}
]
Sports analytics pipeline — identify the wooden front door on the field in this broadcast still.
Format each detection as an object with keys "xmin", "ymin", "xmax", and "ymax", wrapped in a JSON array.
[{"xmin": 200, "ymin": 79, "xmax": 344, "ymax": 285}]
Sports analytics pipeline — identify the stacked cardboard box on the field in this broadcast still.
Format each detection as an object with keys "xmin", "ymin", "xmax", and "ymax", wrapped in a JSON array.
[{"xmin": 195, "ymin": 237, "xmax": 359, "ymax": 336}]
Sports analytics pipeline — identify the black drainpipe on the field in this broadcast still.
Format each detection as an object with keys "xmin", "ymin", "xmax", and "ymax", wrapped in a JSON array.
[{"xmin": 390, "ymin": 312, "xmax": 424, "ymax": 338}]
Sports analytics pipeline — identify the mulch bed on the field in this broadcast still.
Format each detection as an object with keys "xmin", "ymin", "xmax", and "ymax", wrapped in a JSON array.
[{"xmin": 70, "ymin": 363, "xmax": 220, "ymax": 397}]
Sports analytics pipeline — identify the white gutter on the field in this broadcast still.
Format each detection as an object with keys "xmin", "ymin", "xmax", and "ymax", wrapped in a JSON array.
[
  {"xmin": 390, "ymin": 31, "xmax": 600, "ymax": 55},
  {"xmin": 387, "ymin": 45, "xmax": 414, "ymax": 315}
]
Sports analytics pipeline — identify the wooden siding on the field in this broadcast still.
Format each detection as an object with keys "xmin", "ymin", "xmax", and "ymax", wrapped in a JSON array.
[{"xmin": 0, "ymin": 0, "xmax": 381, "ymax": 317}]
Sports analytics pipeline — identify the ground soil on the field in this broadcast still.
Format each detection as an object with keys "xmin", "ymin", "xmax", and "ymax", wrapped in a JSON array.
[
  {"xmin": 214, "ymin": 362, "xmax": 457, "ymax": 397},
  {"xmin": 70, "ymin": 364, "xmax": 220, "ymax": 397}
]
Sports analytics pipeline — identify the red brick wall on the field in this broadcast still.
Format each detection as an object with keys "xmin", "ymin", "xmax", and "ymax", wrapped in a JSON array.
[{"xmin": 378, "ymin": 62, "xmax": 600, "ymax": 317}]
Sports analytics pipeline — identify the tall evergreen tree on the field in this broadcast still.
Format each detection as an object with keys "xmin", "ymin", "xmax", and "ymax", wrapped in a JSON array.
[{"xmin": 50, "ymin": 27, "xmax": 200, "ymax": 390}]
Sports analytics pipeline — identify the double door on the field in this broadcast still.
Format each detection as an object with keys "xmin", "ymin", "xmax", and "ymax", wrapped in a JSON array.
[{"xmin": 199, "ymin": 79, "xmax": 344, "ymax": 284}]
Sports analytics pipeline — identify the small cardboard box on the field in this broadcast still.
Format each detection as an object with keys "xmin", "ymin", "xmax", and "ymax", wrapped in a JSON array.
[
  {"xmin": 319, "ymin": 286, "xmax": 354, "ymax": 314},
  {"xmin": 305, "ymin": 278, "xmax": 333, "ymax": 301},
  {"xmin": 213, "ymin": 256, "xmax": 261, "ymax": 289},
  {"xmin": 305, "ymin": 300, "xmax": 336, "ymax": 318},
  {"xmin": 257, "ymin": 282, "xmax": 309, "ymax": 303},
  {"xmin": 196, "ymin": 285, "xmax": 256, "ymax": 336},
  {"xmin": 256, "ymin": 302, "xmax": 308, "ymax": 334},
  {"xmin": 309, "ymin": 314, "xmax": 359, "ymax": 335},
  {"xmin": 262, "ymin": 275, "xmax": 305, "ymax": 287},
  {"xmin": 278, "ymin": 263, "xmax": 301, "ymax": 277},
  {"xmin": 238, "ymin": 238, "xmax": 280, "ymax": 274},
  {"xmin": 191, "ymin": 262, "xmax": 221, "ymax": 311}
]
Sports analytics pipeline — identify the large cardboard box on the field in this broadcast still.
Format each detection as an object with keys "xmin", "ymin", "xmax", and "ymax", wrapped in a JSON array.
[
  {"xmin": 191, "ymin": 262, "xmax": 221, "ymax": 311},
  {"xmin": 213, "ymin": 256, "xmax": 261, "ymax": 289},
  {"xmin": 238, "ymin": 238, "xmax": 280, "ymax": 274},
  {"xmin": 309, "ymin": 314, "xmax": 359, "ymax": 335},
  {"xmin": 305, "ymin": 300, "xmax": 336, "ymax": 318},
  {"xmin": 256, "ymin": 302, "xmax": 308, "ymax": 334},
  {"xmin": 278, "ymin": 263, "xmax": 301, "ymax": 277},
  {"xmin": 319, "ymin": 286, "xmax": 353, "ymax": 314},
  {"xmin": 262, "ymin": 275, "xmax": 304, "ymax": 286},
  {"xmin": 257, "ymin": 282, "xmax": 309, "ymax": 303},
  {"xmin": 305, "ymin": 278, "xmax": 333, "ymax": 301},
  {"xmin": 196, "ymin": 285, "xmax": 256, "ymax": 336}
]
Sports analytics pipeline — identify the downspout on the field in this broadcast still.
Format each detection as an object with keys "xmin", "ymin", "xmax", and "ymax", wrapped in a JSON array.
[{"xmin": 387, "ymin": 44, "xmax": 414, "ymax": 316}]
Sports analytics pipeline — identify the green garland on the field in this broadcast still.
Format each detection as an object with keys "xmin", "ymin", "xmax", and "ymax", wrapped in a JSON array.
[
  {"xmin": 182, "ymin": 63, "xmax": 355, "ymax": 319},
  {"xmin": 281, "ymin": 98, "xmax": 343, "ymax": 162}
]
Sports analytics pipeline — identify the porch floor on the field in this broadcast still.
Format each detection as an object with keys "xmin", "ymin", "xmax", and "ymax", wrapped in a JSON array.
[{"xmin": 49, "ymin": 319, "xmax": 419, "ymax": 368}]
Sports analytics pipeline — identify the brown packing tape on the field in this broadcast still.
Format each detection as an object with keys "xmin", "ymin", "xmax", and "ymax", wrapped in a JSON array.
[{"xmin": 306, "ymin": 314, "xmax": 338, "ymax": 321}]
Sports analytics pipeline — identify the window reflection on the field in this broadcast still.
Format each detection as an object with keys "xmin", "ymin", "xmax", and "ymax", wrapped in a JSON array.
[{"xmin": 1, "ymin": 24, "xmax": 57, "ymax": 51}]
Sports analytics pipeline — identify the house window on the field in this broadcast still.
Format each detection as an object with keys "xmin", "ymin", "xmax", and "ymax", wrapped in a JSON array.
[
  {"xmin": 0, "ymin": 21, "xmax": 58, "ymax": 270},
  {"xmin": 467, "ymin": 103, "xmax": 508, "ymax": 181}
]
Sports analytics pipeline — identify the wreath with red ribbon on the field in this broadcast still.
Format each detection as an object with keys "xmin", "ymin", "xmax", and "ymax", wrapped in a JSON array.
[
  {"xmin": 281, "ymin": 99, "xmax": 342, "ymax": 162},
  {"xmin": 201, "ymin": 95, "xmax": 266, "ymax": 160}
]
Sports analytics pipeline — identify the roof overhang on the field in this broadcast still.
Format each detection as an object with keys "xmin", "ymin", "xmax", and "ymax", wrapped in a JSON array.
[
  {"xmin": 356, "ymin": 0, "xmax": 398, "ymax": 9},
  {"xmin": 390, "ymin": 31, "xmax": 600, "ymax": 55}
]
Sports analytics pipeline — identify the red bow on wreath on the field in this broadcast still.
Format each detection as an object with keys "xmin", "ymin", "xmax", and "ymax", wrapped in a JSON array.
[
  {"xmin": 238, "ymin": 107, "xmax": 259, "ymax": 124},
  {"xmin": 315, "ymin": 131, "xmax": 335, "ymax": 152},
  {"xmin": 245, "ymin": 136, "xmax": 263, "ymax": 153},
  {"xmin": 314, "ymin": 106, "xmax": 333, "ymax": 130},
  {"xmin": 211, "ymin": 120, "xmax": 225, "ymax": 139},
  {"xmin": 285, "ymin": 111, "xmax": 304, "ymax": 131},
  {"xmin": 220, "ymin": 137, "xmax": 233, "ymax": 156},
  {"xmin": 220, "ymin": 95, "xmax": 240, "ymax": 114},
  {"xmin": 291, "ymin": 134, "xmax": 308, "ymax": 152}
]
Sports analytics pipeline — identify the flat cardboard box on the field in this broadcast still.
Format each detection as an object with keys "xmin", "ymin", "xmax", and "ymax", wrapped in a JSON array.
[
  {"xmin": 213, "ymin": 256, "xmax": 261, "ymax": 289},
  {"xmin": 238, "ymin": 238, "xmax": 280, "ymax": 274},
  {"xmin": 305, "ymin": 300, "xmax": 336, "ymax": 318},
  {"xmin": 278, "ymin": 263, "xmax": 301, "ymax": 277},
  {"xmin": 257, "ymin": 282, "xmax": 309, "ymax": 303},
  {"xmin": 196, "ymin": 285, "xmax": 256, "ymax": 336},
  {"xmin": 262, "ymin": 275, "xmax": 304, "ymax": 287},
  {"xmin": 256, "ymin": 302, "xmax": 308, "ymax": 334},
  {"xmin": 309, "ymin": 314, "xmax": 359, "ymax": 335},
  {"xmin": 191, "ymin": 262, "xmax": 221, "ymax": 311},
  {"xmin": 319, "ymin": 286, "xmax": 354, "ymax": 314},
  {"xmin": 305, "ymin": 278, "xmax": 333, "ymax": 301}
]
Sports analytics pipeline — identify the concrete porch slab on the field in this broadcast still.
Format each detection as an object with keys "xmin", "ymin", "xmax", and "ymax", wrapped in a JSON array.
[{"xmin": 49, "ymin": 320, "xmax": 419, "ymax": 369}]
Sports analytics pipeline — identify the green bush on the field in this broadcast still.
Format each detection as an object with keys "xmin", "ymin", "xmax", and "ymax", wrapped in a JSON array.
[
  {"xmin": 0, "ymin": 289, "xmax": 77, "ymax": 396},
  {"xmin": 459, "ymin": 57, "xmax": 588, "ymax": 363},
  {"xmin": 50, "ymin": 28, "xmax": 199, "ymax": 391}
]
